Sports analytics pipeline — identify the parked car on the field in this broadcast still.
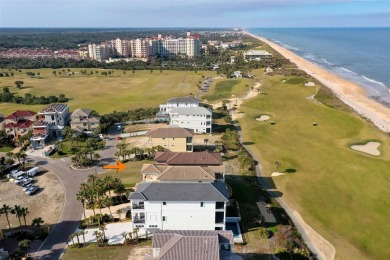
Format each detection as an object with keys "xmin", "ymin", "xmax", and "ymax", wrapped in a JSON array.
[
  {"xmin": 25, "ymin": 186, "xmax": 39, "ymax": 195},
  {"xmin": 21, "ymin": 178, "xmax": 34, "ymax": 186},
  {"xmin": 22, "ymin": 183, "xmax": 33, "ymax": 192},
  {"xmin": 14, "ymin": 176, "xmax": 26, "ymax": 184}
]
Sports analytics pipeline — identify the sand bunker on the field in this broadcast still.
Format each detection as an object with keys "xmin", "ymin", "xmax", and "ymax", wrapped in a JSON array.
[
  {"xmin": 351, "ymin": 142, "xmax": 381, "ymax": 156},
  {"xmin": 305, "ymin": 81, "xmax": 316, "ymax": 86},
  {"xmin": 256, "ymin": 115, "xmax": 270, "ymax": 121},
  {"xmin": 271, "ymin": 172, "xmax": 285, "ymax": 177}
]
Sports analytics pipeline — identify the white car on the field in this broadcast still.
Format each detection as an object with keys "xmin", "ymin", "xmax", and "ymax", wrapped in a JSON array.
[
  {"xmin": 25, "ymin": 186, "xmax": 39, "ymax": 195},
  {"xmin": 14, "ymin": 177, "xmax": 26, "ymax": 184},
  {"xmin": 22, "ymin": 183, "xmax": 33, "ymax": 192},
  {"xmin": 21, "ymin": 178, "xmax": 33, "ymax": 187}
]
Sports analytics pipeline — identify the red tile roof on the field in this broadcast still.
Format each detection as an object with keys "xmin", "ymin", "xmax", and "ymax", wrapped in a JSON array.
[
  {"xmin": 155, "ymin": 152, "xmax": 222, "ymax": 166},
  {"xmin": 4, "ymin": 119, "xmax": 34, "ymax": 129},
  {"xmin": 5, "ymin": 110, "xmax": 36, "ymax": 120}
]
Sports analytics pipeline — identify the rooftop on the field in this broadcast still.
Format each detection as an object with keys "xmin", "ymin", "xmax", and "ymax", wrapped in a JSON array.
[
  {"xmin": 129, "ymin": 182, "xmax": 230, "ymax": 202},
  {"xmin": 4, "ymin": 119, "xmax": 34, "ymax": 129},
  {"xmin": 244, "ymin": 50, "xmax": 272, "ymax": 56},
  {"xmin": 167, "ymin": 96, "xmax": 201, "ymax": 104},
  {"xmin": 39, "ymin": 103, "xmax": 68, "ymax": 114},
  {"xmin": 155, "ymin": 151, "xmax": 222, "ymax": 165},
  {"xmin": 71, "ymin": 108, "xmax": 93, "ymax": 117},
  {"xmin": 5, "ymin": 110, "xmax": 36, "ymax": 120},
  {"xmin": 169, "ymin": 107, "xmax": 212, "ymax": 115},
  {"xmin": 147, "ymin": 127, "xmax": 194, "ymax": 138},
  {"xmin": 150, "ymin": 230, "xmax": 234, "ymax": 260}
]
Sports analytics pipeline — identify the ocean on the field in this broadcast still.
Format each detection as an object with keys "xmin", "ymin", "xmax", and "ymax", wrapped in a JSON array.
[{"xmin": 248, "ymin": 28, "xmax": 390, "ymax": 104}]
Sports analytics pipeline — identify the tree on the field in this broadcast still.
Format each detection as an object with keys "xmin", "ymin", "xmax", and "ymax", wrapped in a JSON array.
[
  {"xmin": 103, "ymin": 196, "xmax": 113, "ymax": 217},
  {"xmin": 274, "ymin": 160, "xmax": 282, "ymax": 172},
  {"xmin": 1, "ymin": 204, "xmax": 12, "ymax": 229},
  {"xmin": 56, "ymin": 141, "xmax": 64, "ymax": 154},
  {"xmin": 204, "ymin": 138, "xmax": 209, "ymax": 146},
  {"xmin": 11, "ymin": 205, "xmax": 23, "ymax": 227},
  {"xmin": 79, "ymin": 230, "xmax": 88, "ymax": 245},
  {"xmin": 20, "ymin": 207, "xmax": 29, "ymax": 231},
  {"xmin": 69, "ymin": 234, "xmax": 75, "ymax": 244},
  {"xmin": 76, "ymin": 191, "xmax": 87, "ymax": 220},
  {"xmin": 18, "ymin": 239, "xmax": 31, "ymax": 256},
  {"xmin": 31, "ymin": 217, "xmax": 44, "ymax": 227},
  {"xmin": 74, "ymin": 232, "xmax": 81, "ymax": 244}
]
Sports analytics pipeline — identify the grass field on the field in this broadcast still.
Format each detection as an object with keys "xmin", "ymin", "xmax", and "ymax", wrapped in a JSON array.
[
  {"xmin": 238, "ymin": 75, "xmax": 390, "ymax": 259},
  {"xmin": 98, "ymin": 160, "xmax": 147, "ymax": 188},
  {"xmin": 0, "ymin": 68, "xmax": 214, "ymax": 115},
  {"xmin": 201, "ymin": 78, "xmax": 253, "ymax": 102},
  {"xmin": 62, "ymin": 241, "xmax": 150, "ymax": 260}
]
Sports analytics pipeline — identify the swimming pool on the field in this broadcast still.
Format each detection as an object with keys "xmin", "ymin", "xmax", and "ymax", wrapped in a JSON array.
[{"xmin": 225, "ymin": 222, "xmax": 240, "ymax": 237}]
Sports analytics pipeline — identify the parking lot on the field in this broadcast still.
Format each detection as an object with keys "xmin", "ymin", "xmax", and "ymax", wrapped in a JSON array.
[{"xmin": 0, "ymin": 169, "xmax": 65, "ymax": 228}]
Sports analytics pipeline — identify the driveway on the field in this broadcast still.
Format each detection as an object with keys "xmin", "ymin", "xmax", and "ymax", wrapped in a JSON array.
[{"xmin": 1, "ymin": 131, "xmax": 118, "ymax": 260}]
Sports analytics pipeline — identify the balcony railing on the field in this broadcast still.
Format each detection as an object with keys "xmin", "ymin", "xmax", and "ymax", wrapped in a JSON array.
[
  {"xmin": 132, "ymin": 203, "xmax": 145, "ymax": 209},
  {"xmin": 133, "ymin": 217, "xmax": 145, "ymax": 224}
]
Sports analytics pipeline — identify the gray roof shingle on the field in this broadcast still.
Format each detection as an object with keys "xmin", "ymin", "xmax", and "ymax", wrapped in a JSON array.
[
  {"xmin": 147, "ymin": 127, "xmax": 194, "ymax": 138},
  {"xmin": 169, "ymin": 107, "xmax": 212, "ymax": 115}
]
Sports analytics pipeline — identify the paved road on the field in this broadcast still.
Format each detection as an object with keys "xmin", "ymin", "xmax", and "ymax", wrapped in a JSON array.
[{"xmin": 1, "ymin": 132, "xmax": 119, "ymax": 259}]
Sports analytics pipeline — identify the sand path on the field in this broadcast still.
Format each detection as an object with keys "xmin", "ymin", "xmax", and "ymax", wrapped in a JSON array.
[{"xmin": 245, "ymin": 32, "xmax": 390, "ymax": 133}]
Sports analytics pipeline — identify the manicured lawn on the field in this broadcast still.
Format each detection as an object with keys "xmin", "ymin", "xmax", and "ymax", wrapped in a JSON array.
[
  {"xmin": 238, "ymin": 75, "xmax": 390, "ymax": 259},
  {"xmin": 62, "ymin": 241, "xmax": 150, "ymax": 260},
  {"xmin": 0, "ymin": 146, "xmax": 14, "ymax": 152},
  {"xmin": 50, "ymin": 139, "xmax": 104, "ymax": 158},
  {"xmin": 0, "ymin": 69, "xmax": 214, "ymax": 115},
  {"xmin": 98, "ymin": 160, "xmax": 148, "ymax": 188},
  {"xmin": 201, "ymin": 78, "xmax": 253, "ymax": 102}
]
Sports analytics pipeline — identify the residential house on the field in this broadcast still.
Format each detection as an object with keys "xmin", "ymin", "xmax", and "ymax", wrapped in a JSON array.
[
  {"xmin": 154, "ymin": 151, "xmax": 222, "ymax": 166},
  {"xmin": 169, "ymin": 107, "xmax": 212, "ymax": 134},
  {"xmin": 129, "ymin": 182, "xmax": 231, "ymax": 231},
  {"xmin": 70, "ymin": 108, "xmax": 100, "ymax": 135},
  {"xmin": 147, "ymin": 127, "xmax": 193, "ymax": 152},
  {"xmin": 140, "ymin": 164, "xmax": 225, "ymax": 182},
  {"xmin": 157, "ymin": 96, "xmax": 201, "ymax": 122},
  {"xmin": 3, "ymin": 110, "xmax": 36, "ymax": 140},
  {"xmin": 36, "ymin": 103, "xmax": 70, "ymax": 139},
  {"xmin": 145, "ymin": 230, "xmax": 239, "ymax": 260},
  {"xmin": 243, "ymin": 50, "xmax": 273, "ymax": 61},
  {"xmin": 231, "ymin": 71, "xmax": 242, "ymax": 78},
  {"xmin": 30, "ymin": 120, "xmax": 50, "ymax": 149}
]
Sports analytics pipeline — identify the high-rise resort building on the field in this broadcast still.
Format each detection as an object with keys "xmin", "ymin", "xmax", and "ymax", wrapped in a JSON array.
[{"xmin": 88, "ymin": 42, "xmax": 111, "ymax": 61}]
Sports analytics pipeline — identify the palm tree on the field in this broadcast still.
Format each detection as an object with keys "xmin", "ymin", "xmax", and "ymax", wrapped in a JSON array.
[
  {"xmin": 103, "ymin": 176, "xmax": 114, "ymax": 198},
  {"xmin": 20, "ymin": 207, "xmax": 29, "ymax": 232},
  {"xmin": 11, "ymin": 205, "xmax": 23, "ymax": 227},
  {"xmin": 93, "ymin": 153, "xmax": 100, "ymax": 163},
  {"xmin": 76, "ymin": 191, "xmax": 87, "ymax": 219},
  {"xmin": 79, "ymin": 230, "xmax": 88, "ymax": 245},
  {"xmin": 93, "ymin": 230, "xmax": 102, "ymax": 245},
  {"xmin": 74, "ymin": 232, "xmax": 80, "ymax": 244},
  {"xmin": 69, "ymin": 234, "xmax": 75, "ymax": 244},
  {"xmin": 1, "ymin": 204, "xmax": 12, "ymax": 228},
  {"xmin": 18, "ymin": 239, "xmax": 31, "ymax": 256},
  {"xmin": 99, "ymin": 225, "xmax": 107, "ymax": 242},
  {"xmin": 31, "ymin": 217, "xmax": 44, "ymax": 227},
  {"xmin": 103, "ymin": 196, "xmax": 113, "ymax": 217}
]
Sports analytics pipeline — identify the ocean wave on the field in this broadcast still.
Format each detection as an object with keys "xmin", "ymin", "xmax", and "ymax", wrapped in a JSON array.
[
  {"xmin": 362, "ymin": 76, "xmax": 386, "ymax": 88},
  {"xmin": 340, "ymin": 67, "xmax": 356, "ymax": 74},
  {"xmin": 321, "ymin": 58, "xmax": 333, "ymax": 66},
  {"xmin": 271, "ymin": 39, "xmax": 299, "ymax": 51}
]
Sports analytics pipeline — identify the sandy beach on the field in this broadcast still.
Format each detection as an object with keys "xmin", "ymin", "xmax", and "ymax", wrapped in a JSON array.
[{"xmin": 245, "ymin": 32, "xmax": 390, "ymax": 133}]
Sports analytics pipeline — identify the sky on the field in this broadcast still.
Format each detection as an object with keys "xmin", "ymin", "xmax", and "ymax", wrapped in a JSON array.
[{"xmin": 0, "ymin": 0, "xmax": 389, "ymax": 28}]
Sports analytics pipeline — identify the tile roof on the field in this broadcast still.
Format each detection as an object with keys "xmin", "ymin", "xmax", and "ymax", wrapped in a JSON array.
[
  {"xmin": 169, "ymin": 107, "xmax": 212, "ymax": 115},
  {"xmin": 5, "ymin": 110, "xmax": 36, "ymax": 120},
  {"xmin": 155, "ymin": 152, "xmax": 222, "ymax": 165},
  {"xmin": 167, "ymin": 96, "xmax": 201, "ymax": 104},
  {"xmin": 4, "ymin": 119, "xmax": 34, "ymax": 129},
  {"xmin": 156, "ymin": 166, "xmax": 217, "ymax": 181},
  {"xmin": 147, "ymin": 127, "xmax": 194, "ymax": 138},
  {"xmin": 152, "ymin": 230, "xmax": 234, "ymax": 260},
  {"xmin": 129, "ymin": 182, "xmax": 230, "ymax": 202}
]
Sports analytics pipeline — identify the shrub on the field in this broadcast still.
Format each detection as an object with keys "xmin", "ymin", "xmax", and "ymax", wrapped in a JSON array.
[
  {"xmin": 126, "ymin": 210, "xmax": 132, "ymax": 219},
  {"xmin": 258, "ymin": 227, "xmax": 269, "ymax": 239}
]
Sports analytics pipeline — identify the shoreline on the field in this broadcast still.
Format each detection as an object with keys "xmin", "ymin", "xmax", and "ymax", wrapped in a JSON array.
[{"xmin": 244, "ymin": 31, "xmax": 390, "ymax": 133}]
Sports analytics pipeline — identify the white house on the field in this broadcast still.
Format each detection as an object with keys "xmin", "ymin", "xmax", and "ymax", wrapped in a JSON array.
[
  {"xmin": 243, "ymin": 49, "xmax": 273, "ymax": 61},
  {"xmin": 156, "ymin": 97, "xmax": 200, "ymax": 121},
  {"xmin": 129, "ymin": 182, "xmax": 230, "ymax": 232},
  {"xmin": 36, "ymin": 103, "xmax": 70, "ymax": 139},
  {"xmin": 169, "ymin": 107, "xmax": 212, "ymax": 134}
]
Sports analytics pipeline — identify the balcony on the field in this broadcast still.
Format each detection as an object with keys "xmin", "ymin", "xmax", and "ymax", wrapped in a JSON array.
[
  {"xmin": 215, "ymin": 212, "xmax": 224, "ymax": 224},
  {"xmin": 133, "ymin": 217, "xmax": 145, "ymax": 224},
  {"xmin": 132, "ymin": 202, "xmax": 145, "ymax": 210}
]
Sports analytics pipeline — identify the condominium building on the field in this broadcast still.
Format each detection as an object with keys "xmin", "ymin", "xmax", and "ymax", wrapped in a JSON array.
[
  {"xmin": 88, "ymin": 43, "xmax": 111, "ymax": 61},
  {"xmin": 111, "ymin": 38, "xmax": 129, "ymax": 57}
]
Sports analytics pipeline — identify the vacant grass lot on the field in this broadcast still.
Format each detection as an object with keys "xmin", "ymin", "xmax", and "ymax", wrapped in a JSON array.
[
  {"xmin": 201, "ymin": 78, "xmax": 252, "ymax": 102},
  {"xmin": 0, "ymin": 68, "xmax": 212, "ymax": 115},
  {"xmin": 98, "ymin": 160, "xmax": 147, "ymax": 188},
  {"xmin": 238, "ymin": 76, "xmax": 390, "ymax": 259}
]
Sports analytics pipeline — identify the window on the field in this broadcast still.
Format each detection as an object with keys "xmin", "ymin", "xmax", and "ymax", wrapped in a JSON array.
[
  {"xmin": 200, "ymin": 202, "xmax": 204, "ymax": 207},
  {"xmin": 162, "ymin": 216, "xmax": 166, "ymax": 221},
  {"xmin": 163, "ymin": 202, "xmax": 166, "ymax": 205}
]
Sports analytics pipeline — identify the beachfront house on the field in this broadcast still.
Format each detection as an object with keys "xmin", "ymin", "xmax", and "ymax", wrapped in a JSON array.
[
  {"xmin": 70, "ymin": 108, "xmax": 100, "ymax": 135},
  {"xmin": 147, "ymin": 127, "xmax": 194, "ymax": 152},
  {"xmin": 243, "ymin": 50, "xmax": 273, "ymax": 61},
  {"xmin": 30, "ymin": 120, "xmax": 50, "ymax": 149},
  {"xmin": 154, "ymin": 151, "xmax": 222, "ymax": 166},
  {"xmin": 156, "ymin": 97, "xmax": 201, "ymax": 122},
  {"xmin": 129, "ymin": 182, "xmax": 230, "ymax": 232},
  {"xmin": 169, "ymin": 107, "xmax": 212, "ymax": 134},
  {"xmin": 36, "ymin": 103, "xmax": 70, "ymax": 138},
  {"xmin": 145, "ymin": 230, "xmax": 239, "ymax": 260}
]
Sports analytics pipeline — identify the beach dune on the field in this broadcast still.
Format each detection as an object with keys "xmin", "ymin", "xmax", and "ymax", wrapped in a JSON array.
[{"xmin": 245, "ymin": 32, "xmax": 390, "ymax": 133}]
